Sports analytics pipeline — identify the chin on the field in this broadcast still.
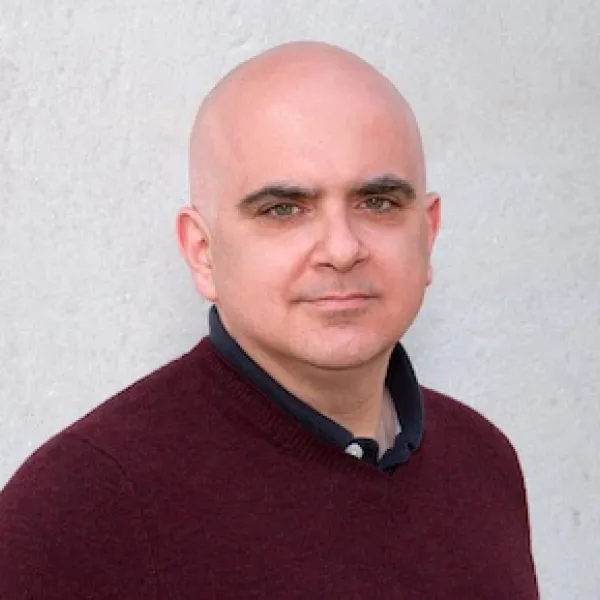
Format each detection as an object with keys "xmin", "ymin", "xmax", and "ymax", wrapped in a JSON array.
[{"xmin": 294, "ymin": 331, "xmax": 395, "ymax": 371}]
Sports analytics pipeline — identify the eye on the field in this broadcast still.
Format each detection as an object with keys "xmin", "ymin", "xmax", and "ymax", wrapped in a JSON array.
[
  {"xmin": 265, "ymin": 203, "xmax": 301, "ymax": 218},
  {"xmin": 361, "ymin": 196, "xmax": 396, "ymax": 212}
]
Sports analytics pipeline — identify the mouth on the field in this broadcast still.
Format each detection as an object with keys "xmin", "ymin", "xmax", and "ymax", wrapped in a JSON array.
[{"xmin": 308, "ymin": 294, "xmax": 376, "ymax": 310}]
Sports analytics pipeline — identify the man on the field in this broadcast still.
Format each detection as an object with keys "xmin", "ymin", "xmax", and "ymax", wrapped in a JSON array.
[{"xmin": 0, "ymin": 42, "xmax": 539, "ymax": 598}]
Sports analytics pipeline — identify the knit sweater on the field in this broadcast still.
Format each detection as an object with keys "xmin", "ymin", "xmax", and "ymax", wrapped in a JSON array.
[{"xmin": 0, "ymin": 338, "xmax": 539, "ymax": 599}]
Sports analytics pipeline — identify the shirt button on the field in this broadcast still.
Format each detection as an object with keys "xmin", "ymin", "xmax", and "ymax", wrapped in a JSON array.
[{"xmin": 345, "ymin": 442, "xmax": 364, "ymax": 459}]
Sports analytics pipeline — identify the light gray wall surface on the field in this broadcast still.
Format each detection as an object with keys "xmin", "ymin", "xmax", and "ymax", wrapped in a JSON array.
[{"xmin": 1, "ymin": 1, "xmax": 599, "ymax": 597}]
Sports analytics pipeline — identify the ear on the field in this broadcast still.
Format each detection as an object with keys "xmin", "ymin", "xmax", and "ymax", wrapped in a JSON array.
[
  {"xmin": 175, "ymin": 206, "xmax": 218, "ymax": 302},
  {"xmin": 424, "ymin": 192, "xmax": 441, "ymax": 286}
]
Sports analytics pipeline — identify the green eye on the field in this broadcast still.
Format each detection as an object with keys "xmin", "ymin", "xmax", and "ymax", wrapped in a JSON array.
[
  {"xmin": 363, "ymin": 197, "xmax": 393, "ymax": 211},
  {"xmin": 268, "ymin": 203, "xmax": 299, "ymax": 217}
]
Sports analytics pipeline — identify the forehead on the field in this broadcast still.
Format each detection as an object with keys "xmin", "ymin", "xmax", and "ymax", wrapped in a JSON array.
[{"xmin": 214, "ymin": 87, "xmax": 423, "ymax": 200}]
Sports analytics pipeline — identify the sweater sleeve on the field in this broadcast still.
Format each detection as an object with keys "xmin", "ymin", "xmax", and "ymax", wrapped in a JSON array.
[{"xmin": 0, "ymin": 432, "xmax": 156, "ymax": 599}]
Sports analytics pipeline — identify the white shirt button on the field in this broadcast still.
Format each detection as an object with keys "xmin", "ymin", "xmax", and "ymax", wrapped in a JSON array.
[{"xmin": 345, "ymin": 442, "xmax": 364, "ymax": 459}]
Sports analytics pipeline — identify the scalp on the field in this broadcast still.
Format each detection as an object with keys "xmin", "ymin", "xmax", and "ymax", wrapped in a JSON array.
[{"xmin": 189, "ymin": 41, "xmax": 425, "ymax": 222}]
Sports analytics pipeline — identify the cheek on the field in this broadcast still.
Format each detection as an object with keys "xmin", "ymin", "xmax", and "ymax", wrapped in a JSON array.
[
  {"xmin": 370, "ymin": 230, "xmax": 430, "ymax": 306},
  {"xmin": 376, "ymin": 224, "xmax": 429, "ymax": 270},
  {"xmin": 212, "ymin": 235, "xmax": 302, "ymax": 301}
]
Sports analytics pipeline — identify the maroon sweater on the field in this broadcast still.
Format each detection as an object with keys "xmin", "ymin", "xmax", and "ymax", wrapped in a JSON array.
[{"xmin": 0, "ymin": 339, "xmax": 538, "ymax": 599}]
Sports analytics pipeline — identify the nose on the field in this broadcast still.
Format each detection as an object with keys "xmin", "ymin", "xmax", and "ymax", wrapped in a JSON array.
[{"xmin": 315, "ymin": 204, "xmax": 367, "ymax": 272}]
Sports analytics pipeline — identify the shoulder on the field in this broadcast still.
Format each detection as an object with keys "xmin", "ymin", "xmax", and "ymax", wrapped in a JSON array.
[
  {"xmin": 0, "ymin": 339, "xmax": 219, "ymax": 596},
  {"xmin": 0, "ymin": 433, "xmax": 133, "ymax": 525},
  {"xmin": 421, "ymin": 385, "xmax": 517, "ymax": 447},
  {"xmin": 0, "ymin": 337, "xmax": 216, "ymax": 528},
  {"xmin": 420, "ymin": 386, "xmax": 525, "ymax": 482},
  {"xmin": 68, "ymin": 339, "xmax": 207, "ymax": 440},
  {"xmin": 57, "ymin": 337, "xmax": 218, "ymax": 464},
  {"xmin": 0, "ymin": 432, "xmax": 155, "ymax": 597}
]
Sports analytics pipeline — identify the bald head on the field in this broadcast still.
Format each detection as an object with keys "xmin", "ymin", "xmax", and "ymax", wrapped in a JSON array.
[{"xmin": 189, "ymin": 41, "xmax": 426, "ymax": 221}]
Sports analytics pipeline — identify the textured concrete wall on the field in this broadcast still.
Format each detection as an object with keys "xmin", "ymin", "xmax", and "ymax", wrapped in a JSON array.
[{"xmin": 1, "ymin": 1, "xmax": 599, "ymax": 597}]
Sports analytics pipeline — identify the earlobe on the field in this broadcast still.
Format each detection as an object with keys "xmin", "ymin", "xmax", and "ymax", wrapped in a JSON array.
[
  {"xmin": 425, "ymin": 192, "xmax": 441, "ymax": 287},
  {"xmin": 425, "ymin": 192, "xmax": 441, "ymax": 258},
  {"xmin": 175, "ymin": 206, "xmax": 218, "ymax": 301},
  {"xmin": 427, "ymin": 263, "xmax": 433, "ymax": 286},
  {"xmin": 426, "ymin": 192, "xmax": 442, "ymax": 243}
]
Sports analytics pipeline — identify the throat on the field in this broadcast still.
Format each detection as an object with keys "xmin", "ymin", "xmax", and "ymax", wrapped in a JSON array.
[
  {"xmin": 369, "ymin": 388, "xmax": 398, "ymax": 456},
  {"xmin": 328, "ymin": 387, "xmax": 398, "ymax": 456}
]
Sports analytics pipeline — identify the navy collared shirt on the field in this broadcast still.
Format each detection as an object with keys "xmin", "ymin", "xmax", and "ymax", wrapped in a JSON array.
[{"xmin": 209, "ymin": 305, "xmax": 424, "ymax": 471}]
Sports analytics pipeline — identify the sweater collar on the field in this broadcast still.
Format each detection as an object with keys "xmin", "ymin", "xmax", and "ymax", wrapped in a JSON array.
[{"xmin": 208, "ymin": 305, "xmax": 423, "ymax": 470}]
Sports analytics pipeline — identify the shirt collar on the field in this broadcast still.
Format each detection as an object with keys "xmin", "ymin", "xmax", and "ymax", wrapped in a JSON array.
[{"xmin": 208, "ymin": 305, "xmax": 424, "ymax": 470}]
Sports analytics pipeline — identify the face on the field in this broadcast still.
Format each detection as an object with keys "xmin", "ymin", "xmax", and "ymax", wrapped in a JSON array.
[{"xmin": 180, "ymin": 83, "xmax": 440, "ymax": 373}]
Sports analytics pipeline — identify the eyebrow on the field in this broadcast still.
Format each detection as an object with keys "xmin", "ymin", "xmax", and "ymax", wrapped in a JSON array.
[
  {"xmin": 236, "ymin": 173, "xmax": 416, "ymax": 212},
  {"xmin": 350, "ymin": 174, "xmax": 416, "ymax": 201},
  {"xmin": 236, "ymin": 183, "xmax": 320, "ymax": 211}
]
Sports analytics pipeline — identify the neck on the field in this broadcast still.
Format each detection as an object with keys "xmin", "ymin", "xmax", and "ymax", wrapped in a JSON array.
[{"xmin": 247, "ymin": 343, "xmax": 396, "ymax": 450}]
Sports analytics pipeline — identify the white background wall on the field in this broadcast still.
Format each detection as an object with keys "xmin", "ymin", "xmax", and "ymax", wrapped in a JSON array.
[{"xmin": 1, "ymin": 1, "xmax": 599, "ymax": 597}]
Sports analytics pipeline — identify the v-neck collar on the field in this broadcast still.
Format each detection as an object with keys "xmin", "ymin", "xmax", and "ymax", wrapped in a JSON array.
[{"xmin": 208, "ymin": 305, "xmax": 424, "ymax": 471}]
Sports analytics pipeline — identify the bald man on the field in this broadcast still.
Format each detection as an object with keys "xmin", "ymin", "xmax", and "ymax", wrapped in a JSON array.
[{"xmin": 0, "ymin": 42, "xmax": 539, "ymax": 599}]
